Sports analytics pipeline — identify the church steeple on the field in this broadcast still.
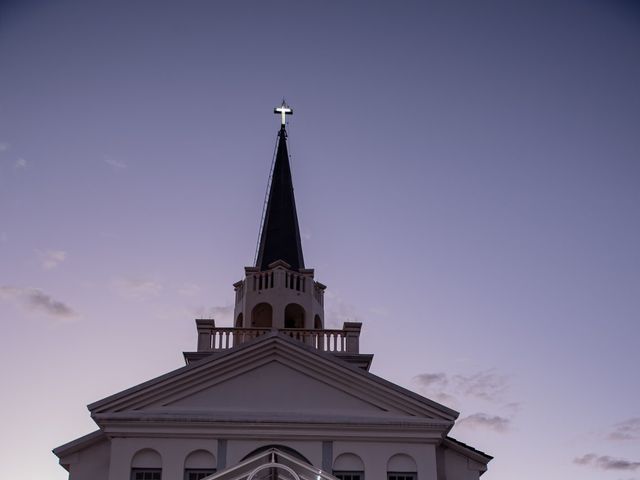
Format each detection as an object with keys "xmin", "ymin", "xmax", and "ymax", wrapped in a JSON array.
[
  {"xmin": 232, "ymin": 103, "xmax": 325, "ymax": 331},
  {"xmin": 255, "ymin": 102, "xmax": 305, "ymax": 271}
]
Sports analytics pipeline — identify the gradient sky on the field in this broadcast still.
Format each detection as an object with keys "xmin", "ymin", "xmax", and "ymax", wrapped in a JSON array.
[{"xmin": 1, "ymin": 1, "xmax": 639, "ymax": 479}]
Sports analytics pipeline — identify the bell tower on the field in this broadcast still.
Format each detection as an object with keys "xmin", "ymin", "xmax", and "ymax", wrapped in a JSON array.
[{"xmin": 233, "ymin": 101, "xmax": 326, "ymax": 331}]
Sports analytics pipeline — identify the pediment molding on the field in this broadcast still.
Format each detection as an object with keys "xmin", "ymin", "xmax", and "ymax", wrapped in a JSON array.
[{"xmin": 89, "ymin": 333, "xmax": 457, "ymax": 423}]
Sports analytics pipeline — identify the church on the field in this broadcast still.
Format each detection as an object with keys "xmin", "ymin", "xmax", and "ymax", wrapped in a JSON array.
[{"xmin": 53, "ymin": 103, "xmax": 492, "ymax": 480}]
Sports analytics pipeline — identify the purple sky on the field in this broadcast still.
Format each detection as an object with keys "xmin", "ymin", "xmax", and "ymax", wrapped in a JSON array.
[{"xmin": 1, "ymin": 1, "xmax": 639, "ymax": 479}]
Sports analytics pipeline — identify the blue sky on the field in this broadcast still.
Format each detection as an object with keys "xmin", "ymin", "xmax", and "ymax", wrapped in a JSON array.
[{"xmin": 1, "ymin": 1, "xmax": 639, "ymax": 479}]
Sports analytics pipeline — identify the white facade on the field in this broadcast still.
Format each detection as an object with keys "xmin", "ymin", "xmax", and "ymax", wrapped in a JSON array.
[{"xmin": 54, "ymin": 332, "xmax": 491, "ymax": 480}]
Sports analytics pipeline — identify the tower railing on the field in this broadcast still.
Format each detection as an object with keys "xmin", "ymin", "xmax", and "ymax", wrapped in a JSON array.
[
  {"xmin": 195, "ymin": 320, "xmax": 362, "ymax": 354},
  {"xmin": 234, "ymin": 273, "xmax": 325, "ymax": 305}
]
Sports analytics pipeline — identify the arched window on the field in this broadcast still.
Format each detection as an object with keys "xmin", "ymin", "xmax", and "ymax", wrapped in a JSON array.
[
  {"xmin": 333, "ymin": 453, "xmax": 364, "ymax": 480},
  {"xmin": 251, "ymin": 303, "xmax": 272, "ymax": 327},
  {"xmin": 387, "ymin": 454, "xmax": 417, "ymax": 480},
  {"xmin": 284, "ymin": 303, "xmax": 305, "ymax": 328},
  {"xmin": 314, "ymin": 314, "xmax": 322, "ymax": 329},
  {"xmin": 131, "ymin": 449, "xmax": 162, "ymax": 480},
  {"xmin": 184, "ymin": 449, "xmax": 216, "ymax": 480},
  {"xmin": 235, "ymin": 313, "xmax": 244, "ymax": 328}
]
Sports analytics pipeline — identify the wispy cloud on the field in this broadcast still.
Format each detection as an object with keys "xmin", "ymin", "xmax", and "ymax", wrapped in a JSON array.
[
  {"xmin": 413, "ymin": 369, "xmax": 510, "ymax": 403},
  {"xmin": 113, "ymin": 277, "xmax": 163, "ymax": 298},
  {"xmin": 324, "ymin": 291, "xmax": 360, "ymax": 328},
  {"xmin": 453, "ymin": 370, "xmax": 510, "ymax": 402},
  {"xmin": 178, "ymin": 283, "xmax": 202, "ymax": 297},
  {"xmin": 14, "ymin": 158, "xmax": 27, "ymax": 169},
  {"xmin": 368, "ymin": 306, "xmax": 389, "ymax": 317},
  {"xmin": 458, "ymin": 413, "xmax": 510, "ymax": 433},
  {"xmin": 413, "ymin": 369, "xmax": 517, "ymax": 431},
  {"xmin": 414, "ymin": 372, "xmax": 448, "ymax": 388},
  {"xmin": 0, "ymin": 142, "xmax": 9, "ymax": 152},
  {"xmin": 37, "ymin": 249, "xmax": 67, "ymax": 270},
  {"xmin": 574, "ymin": 453, "xmax": 640, "ymax": 471},
  {"xmin": 103, "ymin": 155, "xmax": 127, "ymax": 170},
  {"xmin": 191, "ymin": 305, "xmax": 234, "ymax": 324},
  {"xmin": 0, "ymin": 286, "xmax": 77, "ymax": 319},
  {"xmin": 608, "ymin": 418, "xmax": 640, "ymax": 441}
]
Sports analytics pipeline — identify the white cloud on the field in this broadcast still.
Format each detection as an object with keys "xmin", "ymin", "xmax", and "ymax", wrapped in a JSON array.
[
  {"xmin": 178, "ymin": 283, "xmax": 202, "ymax": 297},
  {"xmin": 368, "ymin": 306, "xmax": 390, "ymax": 317},
  {"xmin": 413, "ymin": 369, "xmax": 518, "ymax": 428},
  {"xmin": 574, "ymin": 453, "xmax": 640, "ymax": 471},
  {"xmin": 608, "ymin": 417, "xmax": 640, "ymax": 441},
  {"xmin": 37, "ymin": 249, "xmax": 67, "ymax": 270},
  {"xmin": 14, "ymin": 158, "xmax": 27, "ymax": 169},
  {"xmin": 452, "ymin": 370, "xmax": 510, "ymax": 403},
  {"xmin": 113, "ymin": 277, "xmax": 163, "ymax": 299},
  {"xmin": 413, "ymin": 369, "xmax": 511, "ymax": 404},
  {"xmin": 103, "ymin": 155, "xmax": 127, "ymax": 170},
  {"xmin": 0, "ymin": 285, "xmax": 77, "ymax": 320},
  {"xmin": 324, "ymin": 291, "xmax": 361, "ymax": 328},
  {"xmin": 457, "ymin": 413, "xmax": 511, "ymax": 433}
]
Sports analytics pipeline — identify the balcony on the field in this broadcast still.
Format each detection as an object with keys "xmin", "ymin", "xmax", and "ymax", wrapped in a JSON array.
[{"xmin": 195, "ymin": 320, "xmax": 362, "ymax": 354}]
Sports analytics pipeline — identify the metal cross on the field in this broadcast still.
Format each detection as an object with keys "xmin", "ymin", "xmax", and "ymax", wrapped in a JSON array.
[{"xmin": 274, "ymin": 100, "xmax": 293, "ymax": 126}]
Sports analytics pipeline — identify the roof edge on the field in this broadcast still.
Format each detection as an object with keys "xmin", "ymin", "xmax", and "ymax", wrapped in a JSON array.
[
  {"xmin": 52, "ymin": 429, "xmax": 106, "ymax": 458},
  {"xmin": 443, "ymin": 436, "xmax": 493, "ymax": 463}
]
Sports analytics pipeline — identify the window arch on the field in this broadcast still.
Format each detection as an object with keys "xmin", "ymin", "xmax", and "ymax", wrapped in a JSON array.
[
  {"xmin": 184, "ymin": 449, "xmax": 216, "ymax": 480},
  {"xmin": 314, "ymin": 314, "xmax": 322, "ymax": 329},
  {"xmin": 333, "ymin": 453, "xmax": 364, "ymax": 480},
  {"xmin": 235, "ymin": 313, "xmax": 243, "ymax": 328},
  {"xmin": 284, "ymin": 303, "xmax": 305, "ymax": 328},
  {"xmin": 131, "ymin": 449, "xmax": 161, "ymax": 480},
  {"xmin": 387, "ymin": 454, "xmax": 417, "ymax": 480},
  {"xmin": 251, "ymin": 303, "xmax": 272, "ymax": 327}
]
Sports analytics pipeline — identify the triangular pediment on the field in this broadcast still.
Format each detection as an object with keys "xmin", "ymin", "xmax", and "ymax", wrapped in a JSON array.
[
  {"xmin": 162, "ymin": 360, "xmax": 386, "ymax": 415},
  {"xmin": 89, "ymin": 333, "xmax": 457, "ymax": 424}
]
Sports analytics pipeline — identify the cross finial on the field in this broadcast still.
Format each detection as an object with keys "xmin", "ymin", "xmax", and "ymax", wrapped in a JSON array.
[{"xmin": 274, "ymin": 100, "xmax": 293, "ymax": 127}]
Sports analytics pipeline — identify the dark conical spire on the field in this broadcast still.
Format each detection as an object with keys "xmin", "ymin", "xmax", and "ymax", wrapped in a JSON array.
[{"xmin": 255, "ymin": 125, "xmax": 305, "ymax": 271}]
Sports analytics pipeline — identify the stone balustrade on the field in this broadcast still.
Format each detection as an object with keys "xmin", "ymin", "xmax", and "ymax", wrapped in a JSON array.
[{"xmin": 195, "ymin": 320, "xmax": 362, "ymax": 354}]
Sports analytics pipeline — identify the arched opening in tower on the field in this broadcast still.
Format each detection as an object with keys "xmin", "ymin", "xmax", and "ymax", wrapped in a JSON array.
[
  {"xmin": 251, "ymin": 303, "xmax": 273, "ymax": 328},
  {"xmin": 284, "ymin": 303, "xmax": 305, "ymax": 329}
]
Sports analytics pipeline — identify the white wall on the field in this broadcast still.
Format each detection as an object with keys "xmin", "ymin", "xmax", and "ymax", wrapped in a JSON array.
[
  {"xmin": 107, "ymin": 437, "xmax": 218, "ymax": 480},
  {"xmin": 333, "ymin": 441, "xmax": 437, "ymax": 480},
  {"xmin": 443, "ymin": 449, "xmax": 481, "ymax": 480},
  {"xmin": 68, "ymin": 437, "xmax": 110, "ymax": 480}
]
